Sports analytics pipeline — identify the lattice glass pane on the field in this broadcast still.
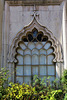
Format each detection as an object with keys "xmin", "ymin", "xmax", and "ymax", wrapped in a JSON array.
[
  {"xmin": 44, "ymin": 43, "xmax": 51, "ymax": 50},
  {"xmin": 32, "ymin": 66, "xmax": 38, "ymax": 75},
  {"xmin": 24, "ymin": 49, "xmax": 31, "ymax": 55},
  {"xmin": 20, "ymin": 43, "xmax": 26, "ymax": 50},
  {"xmin": 32, "ymin": 49, "xmax": 39, "ymax": 55},
  {"xmin": 33, "ymin": 30, "xmax": 38, "ymax": 37},
  {"xmin": 32, "ymin": 55, "xmax": 38, "ymax": 65},
  {"xmin": 40, "ymin": 66, "xmax": 46, "ymax": 75},
  {"xmin": 47, "ymin": 48, "xmax": 53, "ymax": 55},
  {"xmin": 24, "ymin": 55, "xmax": 31, "ymax": 64},
  {"xmin": 24, "ymin": 66, "xmax": 31, "ymax": 75},
  {"xmin": 42, "ymin": 42, "xmax": 46, "ymax": 45},
  {"xmin": 17, "ymin": 49, "xmax": 23, "ymax": 55},
  {"xmin": 40, "ymin": 55, "xmax": 46, "ymax": 64},
  {"xmin": 28, "ymin": 42, "xmax": 35, "ymax": 50},
  {"xmin": 16, "ymin": 66, "xmax": 23, "ymax": 75},
  {"xmin": 24, "ymin": 77, "xmax": 31, "ymax": 84},
  {"xmin": 36, "ymin": 43, "xmax": 42, "ymax": 49},
  {"xmin": 24, "ymin": 42, "xmax": 28, "ymax": 46},
  {"xmin": 17, "ymin": 55, "xmax": 23, "ymax": 65},
  {"xmin": 16, "ymin": 77, "xmax": 23, "ymax": 84},
  {"xmin": 47, "ymin": 55, "xmax": 54, "ymax": 64},
  {"xmin": 40, "ymin": 49, "xmax": 46, "ymax": 55},
  {"xmin": 48, "ymin": 66, "xmax": 55, "ymax": 75}
]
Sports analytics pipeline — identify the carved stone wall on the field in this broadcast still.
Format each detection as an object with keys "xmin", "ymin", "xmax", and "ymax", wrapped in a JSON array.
[{"xmin": 2, "ymin": 0, "xmax": 66, "ymax": 81}]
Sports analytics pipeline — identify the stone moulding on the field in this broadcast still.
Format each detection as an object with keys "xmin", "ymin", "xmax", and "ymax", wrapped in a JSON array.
[
  {"xmin": 8, "ymin": 17, "xmax": 63, "ymax": 63},
  {"xmin": 5, "ymin": 0, "xmax": 63, "ymax": 6}
]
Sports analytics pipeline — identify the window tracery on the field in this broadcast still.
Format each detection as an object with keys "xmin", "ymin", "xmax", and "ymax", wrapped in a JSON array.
[{"xmin": 15, "ymin": 29, "xmax": 55, "ymax": 84}]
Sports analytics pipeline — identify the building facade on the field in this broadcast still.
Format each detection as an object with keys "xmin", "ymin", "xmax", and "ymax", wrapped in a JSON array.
[{"xmin": 0, "ymin": 0, "xmax": 67, "ymax": 84}]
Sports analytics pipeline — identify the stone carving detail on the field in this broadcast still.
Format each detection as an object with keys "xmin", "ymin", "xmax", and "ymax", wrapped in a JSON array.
[{"xmin": 8, "ymin": 18, "xmax": 63, "ymax": 63}]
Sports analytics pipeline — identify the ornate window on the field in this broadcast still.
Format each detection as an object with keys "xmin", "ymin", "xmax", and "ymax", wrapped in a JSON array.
[{"xmin": 15, "ymin": 29, "xmax": 55, "ymax": 84}]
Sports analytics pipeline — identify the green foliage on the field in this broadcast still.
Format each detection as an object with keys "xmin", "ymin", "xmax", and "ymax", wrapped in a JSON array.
[
  {"xmin": 2, "ymin": 83, "xmax": 37, "ymax": 100},
  {"xmin": 0, "ymin": 67, "xmax": 9, "ymax": 86},
  {"xmin": 0, "ymin": 67, "xmax": 9, "ymax": 99},
  {"xmin": 0, "ymin": 69, "xmax": 67, "ymax": 100},
  {"xmin": 61, "ymin": 69, "xmax": 67, "ymax": 93},
  {"xmin": 64, "ymin": 93, "xmax": 67, "ymax": 100},
  {"xmin": 50, "ymin": 90, "xmax": 63, "ymax": 100}
]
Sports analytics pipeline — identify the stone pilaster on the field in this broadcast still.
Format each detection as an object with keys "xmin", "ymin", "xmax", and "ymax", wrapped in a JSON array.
[
  {"xmin": 63, "ymin": 1, "xmax": 67, "ymax": 69},
  {"xmin": 0, "ymin": 0, "xmax": 4, "ymax": 70}
]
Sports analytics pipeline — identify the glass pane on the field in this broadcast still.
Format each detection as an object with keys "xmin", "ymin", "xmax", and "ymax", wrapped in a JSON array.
[
  {"xmin": 23, "ymin": 37, "xmax": 28, "ymax": 42},
  {"xmin": 48, "ymin": 66, "xmax": 55, "ymax": 75},
  {"xmin": 16, "ymin": 66, "xmax": 23, "ymax": 75},
  {"xmin": 40, "ymin": 55, "xmax": 46, "ymax": 64},
  {"xmin": 20, "ymin": 43, "xmax": 26, "ymax": 50},
  {"xmin": 24, "ymin": 42, "xmax": 28, "ymax": 46},
  {"xmin": 32, "ymin": 49, "xmax": 39, "ymax": 55},
  {"xmin": 17, "ymin": 55, "xmax": 23, "ymax": 65},
  {"xmin": 32, "ymin": 55, "xmax": 38, "ymax": 65},
  {"xmin": 24, "ymin": 55, "xmax": 31, "ymax": 64},
  {"xmin": 33, "ymin": 30, "xmax": 38, "ymax": 37},
  {"xmin": 16, "ymin": 77, "xmax": 23, "ymax": 84},
  {"xmin": 37, "ymin": 34, "xmax": 43, "ymax": 41},
  {"xmin": 47, "ymin": 55, "xmax": 54, "ymax": 64},
  {"xmin": 24, "ymin": 77, "xmax": 31, "ymax": 84},
  {"xmin": 32, "ymin": 66, "xmax": 38, "ymax": 75},
  {"xmin": 44, "ymin": 43, "xmax": 51, "ymax": 50},
  {"xmin": 28, "ymin": 34, "xmax": 33, "ymax": 41},
  {"xmin": 40, "ymin": 49, "xmax": 46, "ymax": 55},
  {"xmin": 40, "ymin": 66, "xmax": 46, "ymax": 75},
  {"xmin": 42, "ymin": 42, "xmax": 46, "ymax": 45},
  {"xmin": 47, "ymin": 48, "xmax": 53, "ymax": 55},
  {"xmin": 28, "ymin": 42, "xmax": 35, "ymax": 50},
  {"xmin": 36, "ymin": 43, "xmax": 42, "ymax": 49},
  {"xmin": 24, "ymin": 66, "xmax": 31, "ymax": 75},
  {"xmin": 24, "ymin": 49, "xmax": 31, "ymax": 55},
  {"xmin": 17, "ymin": 49, "xmax": 23, "ymax": 55}
]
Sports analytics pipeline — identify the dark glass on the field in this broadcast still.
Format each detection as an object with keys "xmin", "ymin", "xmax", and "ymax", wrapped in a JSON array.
[
  {"xmin": 42, "ymin": 36, "xmax": 48, "ymax": 42},
  {"xmin": 37, "ymin": 34, "xmax": 43, "ymax": 41},
  {"xmin": 33, "ymin": 30, "xmax": 38, "ymax": 37},
  {"xmin": 28, "ymin": 34, "xmax": 33, "ymax": 41},
  {"xmin": 23, "ymin": 38, "xmax": 28, "ymax": 42}
]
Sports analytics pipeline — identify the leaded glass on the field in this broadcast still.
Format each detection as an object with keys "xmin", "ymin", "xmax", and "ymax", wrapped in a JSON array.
[
  {"xmin": 40, "ymin": 66, "xmax": 46, "ymax": 75},
  {"xmin": 32, "ymin": 66, "xmax": 38, "ymax": 75},
  {"xmin": 16, "ymin": 66, "xmax": 23, "ymax": 75},
  {"xmin": 15, "ymin": 29, "xmax": 55, "ymax": 84},
  {"xmin": 24, "ymin": 55, "xmax": 31, "ymax": 64},
  {"xmin": 33, "ymin": 30, "xmax": 38, "ymax": 37},
  {"xmin": 32, "ymin": 55, "xmax": 38, "ymax": 65},
  {"xmin": 24, "ymin": 66, "xmax": 31, "ymax": 75},
  {"xmin": 16, "ymin": 77, "xmax": 23, "ymax": 85}
]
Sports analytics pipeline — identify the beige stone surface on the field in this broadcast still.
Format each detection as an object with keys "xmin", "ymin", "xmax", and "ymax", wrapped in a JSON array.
[{"xmin": 9, "ymin": 4, "xmax": 63, "ymax": 45}]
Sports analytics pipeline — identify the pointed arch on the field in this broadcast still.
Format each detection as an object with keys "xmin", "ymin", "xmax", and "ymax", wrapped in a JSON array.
[{"xmin": 8, "ymin": 18, "xmax": 63, "ymax": 63}]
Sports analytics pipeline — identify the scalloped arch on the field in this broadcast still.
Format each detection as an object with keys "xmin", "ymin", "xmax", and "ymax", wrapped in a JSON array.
[{"xmin": 8, "ymin": 18, "xmax": 63, "ymax": 63}]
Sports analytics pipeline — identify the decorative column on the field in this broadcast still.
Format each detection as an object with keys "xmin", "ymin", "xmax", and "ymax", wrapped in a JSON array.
[
  {"xmin": 2, "ymin": 2, "xmax": 10, "ymax": 68},
  {"xmin": 63, "ymin": 1, "xmax": 67, "ymax": 69}
]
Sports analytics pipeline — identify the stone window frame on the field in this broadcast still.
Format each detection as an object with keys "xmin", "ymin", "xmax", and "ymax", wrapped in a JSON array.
[
  {"xmin": 15, "ymin": 28, "xmax": 56, "ymax": 84},
  {"xmin": 7, "ymin": 17, "xmax": 63, "ymax": 82}
]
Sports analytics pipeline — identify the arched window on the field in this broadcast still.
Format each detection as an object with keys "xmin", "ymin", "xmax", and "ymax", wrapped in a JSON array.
[{"xmin": 15, "ymin": 29, "xmax": 55, "ymax": 84}]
